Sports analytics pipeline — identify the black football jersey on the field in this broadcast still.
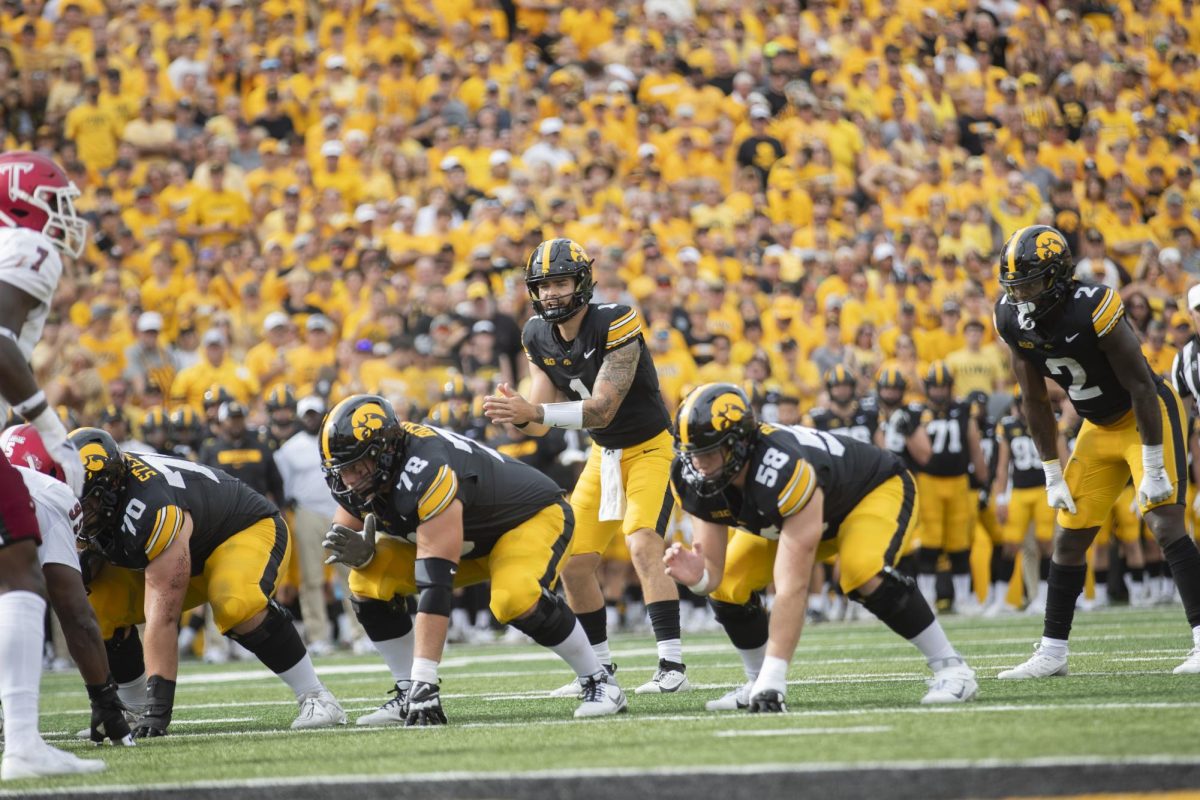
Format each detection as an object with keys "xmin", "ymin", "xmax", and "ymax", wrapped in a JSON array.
[
  {"xmin": 522, "ymin": 303, "xmax": 670, "ymax": 449},
  {"xmin": 671, "ymin": 423, "xmax": 905, "ymax": 541},
  {"xmin": 100, "ymin": 452, "xmax": 278, "ymax": 573},
  {"xmin": 333, "ymin": 422, "xmax": 565, "ymax": 558},
  {"xmin": 806, "ymin": 398, "xmax": 878, "ymax": 444},
  {"xmin": 996, "ymin": 415, "xmax": 1044, "ymax": 489},
  {"xmin": 995, "ymin": 281, "xmax": 1142, "ymax": 424},
  {"xmin": 878, "ymin": 400, "xmax": 927, "ymax": 472},
  {"xmin": 971, "ymin": 413, "xmax": 996, "ymax": 489},
  {"xmin": 919, "ymin": 402, "xmax": 972, "ymax": 477}
]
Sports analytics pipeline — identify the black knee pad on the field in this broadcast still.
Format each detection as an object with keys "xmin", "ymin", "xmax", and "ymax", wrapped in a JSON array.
[
  {"xmin": 854, "ymin": 567, "xmax": 934, "ymax": 639},
  {"xmin": 105, "ymin": 626, "xmax": 144, "ymax": 684},
  {"xmin": 352, "ymin": 596, "xmax": 414, "ymax": 642},
  {"xmin": 709, "ymin": 594, "xmax": 769, "ymax": 651},
  {"xmin": 948, "ymin": 550, "xmax": 972, "ymax": 573},
  {"xmin": 227, "ymin": 600, "xmax": 306, "ymax": 674},
  {"xmin": 510, "ymin": 590, "xmax": 576, "ymax": 648}
]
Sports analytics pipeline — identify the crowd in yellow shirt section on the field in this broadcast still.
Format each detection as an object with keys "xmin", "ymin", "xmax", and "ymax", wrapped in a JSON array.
[{"xmin": 4, "ymin": 0, "xmax": 1200, "ymax": 430}]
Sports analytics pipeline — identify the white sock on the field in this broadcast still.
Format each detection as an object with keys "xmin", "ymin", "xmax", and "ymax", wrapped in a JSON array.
[
  {"xmin": 1039, "ymin": 636, "xmax": 1069, "ymax": 658},
  {"xmin": 952, "ymin": 573, "xmax": 972, "ymax": 602},
  {"xmin": 450, "ymin": 608, "xmax": 470, "ymax": 630},
  {"xmin": 908, "ymin": 621, "xmax": 961, "ymax": 670},
  {"xmin": 277, "ymin": 654, "xmax": 324, "ymax": 698},
  {"xmin": 118, "ymin": 672, "xmax": 148, "ymax": 713},
  {"xmin": 473, "ymin": 610, "xmax": 491, "ymax": 629},
  {"xmin": 0, "ymin": 590, "xmax": 47, "ymax": 754},
  {"xmin": 737, "ymin": 644, "xmax": 767, "ymax": 681},
  {"xmin": 656, "ymin": 638, "xmax": 682, "ymax": 665},
  {"xmin": 917, "ymin": 574, "xmax": 937, "ymax": 606},
  {"xmin": 808, "ymin": 591, "xmax": 827, "ymax": 615},
  {"xmin": 1035, "ymin": 580, "xmax": 1049, "ymax": 606},
  {"xmin": 373, "ymin": 631, "xmax": 414, "ymax": 682},
  {"xmin": 1192, "ymin": 625, "xmax": 1200, "ymax": 647},
  {"xmin": 591, "ymin": 639, "xmax": 612, "ymax": 665},
  {"xmin": 605, "ymin": 605, "xmax": 620, "ymax": 630},
  {"xmin": 177, "ymin": 626, "xmax": 196, "ymax": 654},
  {"xmin": 992, "ymin": 580, "xmax": 1010, "ymax": 605},
  {"xmin": 551, "ymin": 620, "xmax": 603, "ymax": 677},
  {"xmin": 1094, "ymin": 583, "xmax": 1108, "ymax": 604}
]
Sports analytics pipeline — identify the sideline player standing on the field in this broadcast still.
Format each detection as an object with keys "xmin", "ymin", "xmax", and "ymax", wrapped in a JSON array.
[
  {"xmin": 0, "ymin": 152, "xmax": 103, "ymax": 779},
  {"xmin": 483, "ymin": 239, "xmax": 687, "ymax": 695},
  {"xmin": 994, "ymin": 225, "xmax": 1200, "ymax": 677}
]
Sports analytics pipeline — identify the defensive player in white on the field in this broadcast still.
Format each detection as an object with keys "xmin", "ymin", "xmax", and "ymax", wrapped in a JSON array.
[
  {"xmin": 0, "ymin": 151, "xmax": 100, "ymax": 779},
  {"xmin": 2, "ymin": 425, "xmax": 138, "ymax": 747}
]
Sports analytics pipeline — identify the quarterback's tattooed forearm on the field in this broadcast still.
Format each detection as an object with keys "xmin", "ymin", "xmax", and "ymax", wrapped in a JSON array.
[{"xmin": 584, "ymin": 342, "xmax": 640, "ymax": 429}]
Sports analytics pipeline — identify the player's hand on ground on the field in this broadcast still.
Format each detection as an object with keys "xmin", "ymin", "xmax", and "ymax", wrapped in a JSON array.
[
  {"xmin": 133, "ymin": 676, "xmax": 176, "ymax": 739},
  {"xmin": 323, "ymin": 514, "xmax": 377, "ymax": 567},
  {"xmin": 404, "ymin": 681, "xmax": 447, "ymax": 726},
  {"xmin": 482, "ymin": 383, "xmax": 537, "ymax": 427},
  {"xmin": 87, "ymin": 679, "xmax": 135, "ymax": 746}
]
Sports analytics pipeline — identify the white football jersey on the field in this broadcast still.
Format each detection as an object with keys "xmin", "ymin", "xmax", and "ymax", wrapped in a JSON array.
[
  {"xmin": 0, "ymin": 227, "xmax": 64, "ymax": 361},
  {"xmin": 16, "ymin": 465, "xmax": 82, "ymax": 571}
]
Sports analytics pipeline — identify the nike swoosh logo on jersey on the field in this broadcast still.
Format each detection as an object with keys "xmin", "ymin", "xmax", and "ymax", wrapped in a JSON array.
[
  {"xmin": 584, "ymin": 348, "xmax": 596, "ymax": 359},
  {"xmin": 1065, "ymin": 333, "xmax": 1080, "ymax": 342}
]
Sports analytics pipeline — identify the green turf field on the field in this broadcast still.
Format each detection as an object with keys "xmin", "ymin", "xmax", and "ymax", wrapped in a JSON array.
[{"xmin": 5, "ymin": 606, "xmax": 1200, "ymax": 797}]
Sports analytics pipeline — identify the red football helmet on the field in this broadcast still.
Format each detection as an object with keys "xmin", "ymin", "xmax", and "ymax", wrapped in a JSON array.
[
  {"xmin": 0, "ymin": 423, "xmax": 66, "ymax": 482},
  {"xmin": 0, "ymin": 151, "xmax": 87, "ymax": 258}
]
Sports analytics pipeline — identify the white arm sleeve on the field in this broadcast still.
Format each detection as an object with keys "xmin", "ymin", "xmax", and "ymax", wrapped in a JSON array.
[{"xmin": 18, "ymin": 466, "xmax": 82, "ymax": 571}]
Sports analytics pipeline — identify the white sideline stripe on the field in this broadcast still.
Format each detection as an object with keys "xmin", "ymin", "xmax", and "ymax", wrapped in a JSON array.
[
  {"xmin": 170, "ymin": 717, "xmax": 255, "ymax": 725},
  {"xmin": 37, "ymin": 699, "xmax": 1200, "ymax": 742},
  {"xmin": 715, "ymin": 726, "xmax": 892, "ymax": 738},
  {"xmin": 5, "ymin": 755, "xmax": 1200, "ymax": 797}
]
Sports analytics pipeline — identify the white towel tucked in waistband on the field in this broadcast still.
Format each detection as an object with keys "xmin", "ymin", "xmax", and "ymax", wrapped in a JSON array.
[{"xmin": 598, "ymin": 447, "xmax": 627, "ymax": 521}]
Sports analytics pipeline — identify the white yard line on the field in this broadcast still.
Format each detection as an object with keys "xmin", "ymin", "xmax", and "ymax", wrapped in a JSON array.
[
  {"xmin": 714, "ymin": 725, "xmax": 892, "ymax": 738},
  {"xmin": 4, "ymin": 754, "xmax": 1200, "ymax": 797}
]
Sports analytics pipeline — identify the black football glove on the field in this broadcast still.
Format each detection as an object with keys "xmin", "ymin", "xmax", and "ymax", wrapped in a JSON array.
[
  {"xmin": 889, "ymin": 407, "xmax": 916, "ymax": 438},
  {"xmin": 404, "ymin": 681, "xmax": 447, "ymax": 727},
  {"xmin": 86, "ymin": 678, "xmax": 135, "ymax": 746},
  {"xmin": 748, "ymin": 688, "xmax": 787, "ymax": 713},
  {"xmin": 132, "ymin": 676, "xmax": 176, "ymax": 739}
]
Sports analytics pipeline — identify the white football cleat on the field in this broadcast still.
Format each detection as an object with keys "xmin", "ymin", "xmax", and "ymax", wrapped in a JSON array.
[
  {"xmin": 997, "ymin": 643, "xmax": 1069, "ymax": 679},
  {"xmin": 551, "ymin": 663, "xmax": 615, "ymax": 698},
  {"xmin": 705, "ymin": 681, "xmax": 753, "ymax": 711},
  {"xmin": 1173, "ymin": 647, "xmax": 1200, "ymax": 674},
  {"xmin": 922, "ymin": 663, "xmax": 978, "ymax": 703},
  {"xmin": 955, "ymin": 595, "xmax": 985, "ymax": 617},
  {"xmin": 291, "ymin": 689, "xmax": 347, "ymax": 729},
  {"xmin": 356, "ymin": 681, "xmax": 410, "ymax": 726},
  {"xmin": 2, "ymin": 743, "xmax": 106, "ymax": 780},
  {"xmin": 634, "ymin": 661, "xmax": 690, "ymax": 694},
  {"xmin": 574, "ymin": 671, "xmax": 627, "ymax": 718}
]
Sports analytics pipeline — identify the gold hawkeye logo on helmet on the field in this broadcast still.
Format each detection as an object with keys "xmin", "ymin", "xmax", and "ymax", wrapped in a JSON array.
[
  {"xmin": 80, "ymin": 442, "xmax": 109, "ymax": 474},
  {"xmin": 350, "ymin": 403, "xmax": 388, "ymax": 441},
  {"xmin": 711, "ymin": 393, "xmax": 747, "ymax": 432},
  {"xmin": 1035, "ymin": 230, "xmax": 1065, "ymax": 261}
]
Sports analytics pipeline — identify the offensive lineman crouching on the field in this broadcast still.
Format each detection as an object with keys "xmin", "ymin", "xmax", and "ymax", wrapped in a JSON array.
[
  {"xmin": 665, "ymin": 384, "xmax": 978, "ymax": 710},
  {"xmin": 319, "ymin": 394, "xmax": 624, "ymax": 725}
]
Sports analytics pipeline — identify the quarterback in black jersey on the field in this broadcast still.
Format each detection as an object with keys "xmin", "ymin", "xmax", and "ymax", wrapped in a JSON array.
[
  {"xmin": 69, "ymin": 428, "xmax": 344, "ymax": 738},
  {"xmin": 665, "ymin": 384, "xmax": 977, "ymax": 711},
  {"xmin": 993, "ymin": 225, "xmax": 1200, "ymax": 678},
  {"xmin": 805, "ymin": 365, "xmax": 878, "ymax": 444},
  {"xmin": 483, "ymin": 238, "xmax": 686, "ymax": 697},
  {"xmin": 319, "ymin": 395, "xmax": 625, "ymax": 725}
]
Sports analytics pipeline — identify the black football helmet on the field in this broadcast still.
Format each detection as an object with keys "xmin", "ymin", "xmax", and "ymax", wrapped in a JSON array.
[
  {"xmin": 265, "ymin": 384, "xmax": 297, "ymax": 413},
  {"xmin": 876, "ymin": 367, "xmax": 907, "ymax": 407},
  {"xmin": 319, "ymin": 394, "xmax": 404, "ymax": 502},
  {"xmin": 68, "ymin": 427, "xmax": 127, "ymax": 548},
  {"xmin": 442, "ymin": 375, "xmax": 470, "ymax": 401},
  {"xmin": 169, "ymin": 406, "xmax": 204, "ymax": 450},
  {"xmin": 524, "ymin": 238, "xmax": 595, "ymax": 322},
  {"xmin": 674, "ymin": 383, "xmax": 758, "ymax": 496},
  {"xmin": 203, "ymin": 384, "xmax": 233, "ymax": 413},
  {"xmin": 924, "ymin": 361, "xmax": 954, "ymax": 406},
  {"xmin": 999, "ymin": 225, "xmax": 1074, "ymax": 329},
  {"xmin": 825, "ymin": 364, "xmax": 856, "ymax": 404}
]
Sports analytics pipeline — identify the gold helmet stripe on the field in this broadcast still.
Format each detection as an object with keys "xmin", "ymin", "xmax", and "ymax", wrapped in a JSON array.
[
  {"xmin": 676, "ymin": 384, "xmax": 710, "ymax": 448},
  {"xmin": 321, "ymin": 395, "xmax": 360, "ymax": 462},
  {"xmin": 541, "ymin": 239, "xmax": 554, "ymax": 276},
  {"xmin": 1006, "ymin": 226, "xmax": 1032, "ymax": 275}
]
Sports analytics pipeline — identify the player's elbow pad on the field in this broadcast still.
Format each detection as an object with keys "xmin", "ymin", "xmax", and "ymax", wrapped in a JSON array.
[{"xmin": 414, "ymin": 557, "xmax": 456, "ymax": 616}]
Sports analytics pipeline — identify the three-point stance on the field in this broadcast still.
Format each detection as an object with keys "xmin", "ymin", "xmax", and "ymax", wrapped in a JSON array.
[
  {"xmin": 483, "ymin": 239, "xmax": 685, "ymax": 696},
  {"xmin": 994, "ymin": 225, "xmax": 1200, "ymax": 677},
  {"xmin": 666, "ymin": 384, "xmax": 977, "ymax": 711}
]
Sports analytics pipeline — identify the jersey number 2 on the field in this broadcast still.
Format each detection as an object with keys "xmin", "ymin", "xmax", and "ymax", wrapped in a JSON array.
[{"xmin": 1045, "ymin": 357, "xmax": 1101, "ymax": 401}]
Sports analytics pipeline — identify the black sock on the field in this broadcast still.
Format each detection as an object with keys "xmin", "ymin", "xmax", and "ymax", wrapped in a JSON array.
[
  {"xmin": 1148, "ymin": 560, "xmax": 1164, "ymax": 579},
  {"xmin": 1130, "ymin": 566, "xmax": 1145, "ymax": 583},
  {"xmin": 917, "ymin": 547, "xmax": 941, "ymax": 576},
  {"xmin": 993, "ymin": 552, "xmax": 1015, "ymax": 583},
  {"xmin": 1039, "ymin": 557, "xmax": 1051, "ymax": 582},
  {"xmin": 646, "ymin": 600, "xmax": 681, "ymax": 643},
  {"xmin": 576, "ymin": 608, "xmax": 608, "ymax": 646},
  {"xmin": 1163, "ymin": 537, "xmax": 1200, "ymax": 628},
  {"xmin": 1043, "ymin": 563, "xmax": 1087, "ymax": 641},
  {"xmin": 1163, "ymin": 560, "xmax": 1173, "ymax": 579},
  {"xmin": 1094, "ymin": 568, "xmax": 1109, "ymax": 589}
]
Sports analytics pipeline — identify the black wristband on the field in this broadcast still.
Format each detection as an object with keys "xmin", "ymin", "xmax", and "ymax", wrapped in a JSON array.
[{"xmin": 513, "ymin": 420, "xmax": 530, "ymax": 429}]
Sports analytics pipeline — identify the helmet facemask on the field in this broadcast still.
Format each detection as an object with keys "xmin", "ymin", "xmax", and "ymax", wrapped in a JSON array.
[
  {"xmin": 677, "ymin": 435, "xmax": 753, "ymax": 497},
  {"xmin": 528, "ymin": 272, "xmax": 593, "ymax": 322}
]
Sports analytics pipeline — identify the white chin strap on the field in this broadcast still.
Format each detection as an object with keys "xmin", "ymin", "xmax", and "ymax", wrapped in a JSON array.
[{"xmin": 1016, "ymin": 301, "xmax": 1036, "ymax": 331}]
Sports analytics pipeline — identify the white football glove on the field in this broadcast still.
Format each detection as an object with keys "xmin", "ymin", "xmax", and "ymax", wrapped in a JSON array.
[
  {"xmin": 30, "ymin": 407, "xmax": 84, "ymax": 497},
  {"xmin": 1139, "ymin": 445, "xmax": 1174, "ymax": 507},
  {"xmin": 1042, "ymin": 459, "xmax": 1076, "ymax": 515},
  {"xmin": 322, "ymin": 513, "xmax": 378, "ymax": 568}
]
